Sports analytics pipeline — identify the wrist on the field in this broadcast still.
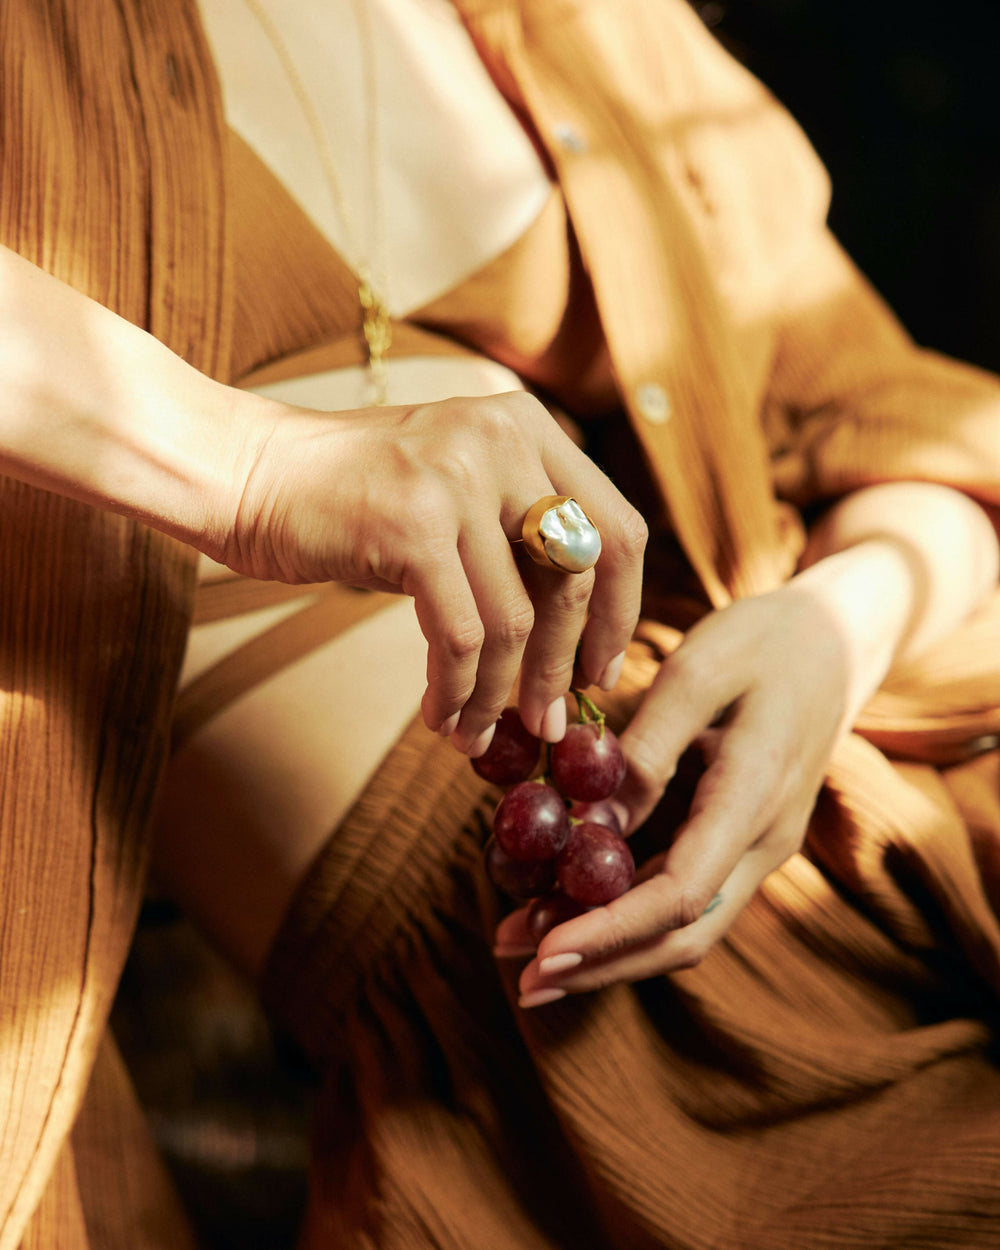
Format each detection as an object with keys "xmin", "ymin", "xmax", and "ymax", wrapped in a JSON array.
[
  {"xmin": 787, "ymin": 539, "xmax": 918, "ymax": 716},
  {"xmin": 0, "ymin": 247, "xmax": 276, "ymax": 561}
]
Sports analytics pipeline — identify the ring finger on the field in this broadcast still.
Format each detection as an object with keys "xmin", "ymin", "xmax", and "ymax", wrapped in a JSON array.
[{"xmin": 515, "ymin": 556, "xmax": 595, "ymax": 741}]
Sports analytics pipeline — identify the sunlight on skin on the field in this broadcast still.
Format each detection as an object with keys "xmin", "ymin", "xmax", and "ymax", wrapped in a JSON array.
[
  {"xmin": 152, "ymin": 353, "xmax": 536, "ymax": 979},
  {"xmin": 506, "ymin": 482, "xmax": 1000, "ymax": 1006}
]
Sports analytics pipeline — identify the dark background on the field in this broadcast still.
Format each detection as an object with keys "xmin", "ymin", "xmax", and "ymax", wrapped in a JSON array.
[{"xmin": 695, "ymin": 0, "xmax": 1000, "ymax": 374}]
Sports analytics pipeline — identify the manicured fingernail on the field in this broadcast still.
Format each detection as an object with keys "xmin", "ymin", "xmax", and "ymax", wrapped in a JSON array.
[
  {"xmin": 493, "ymin": 944, "xmax": 538, "ymax": 959},
  {"xmin": 540, "ymin": 697, "xmax": 567, "ymax": 743},
  {"xmin": 438, "ymin": 711, "xmax": 460, "ymax": 737},
  {"xmin": 466, "ymin": 723, "xmax": 496, "ymax": 758},
  {"xmin": 538, "ymin": 952, "xmax": 583, "ymax": 976},
  {"xmin": 518, "ymin": 987, "xmax": 567, "ymax": 1009},
  {"xmin": 598, "ymin": 651, "xmax": 625, "ymax": 691}
]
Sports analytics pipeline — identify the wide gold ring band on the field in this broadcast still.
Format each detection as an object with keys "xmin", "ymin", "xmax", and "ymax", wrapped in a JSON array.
[{"xmin": 520, "ymin": 495, "xmax": 602, "ymax": 574}]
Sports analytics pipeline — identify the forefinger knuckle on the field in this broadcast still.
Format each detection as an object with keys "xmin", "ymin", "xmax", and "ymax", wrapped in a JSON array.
[
  {"xmin": 607, "ymin": 506, "xmax": 649, "ymax": 562},
  {"xmin": 476, "ymin": 392, "xmax": 540, "ymax": 445}
]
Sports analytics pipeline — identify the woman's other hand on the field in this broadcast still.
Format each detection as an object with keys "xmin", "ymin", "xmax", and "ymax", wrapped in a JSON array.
[
  {"xmin": 222, "ymin": 390, "xmax": 647, "ymax": 753},
  {"xmin": 504, "ymin": 484, "xmax": 999, "ymax": 1003}
]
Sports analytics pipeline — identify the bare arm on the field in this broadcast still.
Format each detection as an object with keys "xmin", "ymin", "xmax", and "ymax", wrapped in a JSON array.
[
  {"xmin": 794, "ymin": 480, "xmax": 999, "ymax": 716},
  {"xmin": 0, "ymin": 243, "xmax": 257, "ymax": 556},
  {"xmin": 0, "ymin": 244, "xmax": 646, "ymax": 750}
]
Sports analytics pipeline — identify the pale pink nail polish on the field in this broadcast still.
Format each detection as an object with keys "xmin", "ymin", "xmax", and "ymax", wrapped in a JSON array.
[
  {"xmin": 538, "ymin": 952, "xmax": 583, "ymax": 976},
  {"xmin": 540, "ymin": 697, "xmax": 567, "ymax": 743},
  {"xmin": 467, "ymin": 723, "xmax": 496, "ymax": 758},
  {"xmin": 599, "ymin": 651, "xmax": 625, "ymax": 691},
  {"xmin": 518, "ymin": 987, "xmax": 567, "ymax": 1009},
  {"xmin": 438, "ymin": 711, "xmax": 461, "ymax": 737}
]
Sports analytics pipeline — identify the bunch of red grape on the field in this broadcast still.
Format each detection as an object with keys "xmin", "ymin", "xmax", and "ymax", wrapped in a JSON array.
[{"xmin": 474, "ymin": 693, "xmax": 634, "ymax": 941}]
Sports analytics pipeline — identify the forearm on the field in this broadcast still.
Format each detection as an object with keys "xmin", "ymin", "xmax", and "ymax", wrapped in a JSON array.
[
  {"xmin": 792, "ymin": 481, "xmax": 999, "ymax": 716},
  {"xmin": 0, "ymin": 245, "xmax": 268, "ymax": 558}
]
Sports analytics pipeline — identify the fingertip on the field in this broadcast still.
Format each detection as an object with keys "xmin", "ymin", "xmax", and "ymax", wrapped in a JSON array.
[
  {"xmin": 494, "ymin": 944, "xmax": 537, "ymax": 959},
  {"xmin": 574, "ymin": 628, "xmax": 625, "ymax": 693},
  {"xmin": 540, "ymin": 696, "xmax": 567, "ymax": 743},
  {"xmin": 464, "ymin": 722, "xmax": 497, "ymax": 758},
  {"xmin": 598, "ymin": 650, "xmax": 625, "ymax": 691},
  {"xmin": 421, "ymin": 686, "xmax": 458, "ymax": 737},
  {"xmin": 608, "ymin": 798, "xmax": 630, "ymax": 835},
  {"xmin": 518, "ymin": 987, "xmax": 567, "ymax": 1009}
]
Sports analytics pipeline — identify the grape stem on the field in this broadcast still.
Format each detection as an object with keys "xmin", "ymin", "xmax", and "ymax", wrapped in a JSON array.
[{"xmin": 571, "ymin": 689, "xmax": 606, "ymax": 739}]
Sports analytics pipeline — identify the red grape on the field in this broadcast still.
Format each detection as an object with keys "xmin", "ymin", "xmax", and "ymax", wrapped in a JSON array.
[
  {"xmin": 526, "ymin": 892, "xmax": 591, "ymax": 943},
  {"xmin": 472, "ymin": 707, "xmax": 541, "ymax": 786},
  {"xmin": 550, "ymin": 722, "xmax": 626, "ymax": 802},
  {"xmin": 568, "ymin": 799, "xmax": 623, "ymax": 837},
  {"xmin": 556, "ymin": 821, "xmax": 634, "ymax": 905},
  {"xmin": 493, "ymin": 780, "xmax": 570, "ymax": 862},
  {"xmin": 484, "ymin": 836, "xmax": 557, "ymax": 900}
]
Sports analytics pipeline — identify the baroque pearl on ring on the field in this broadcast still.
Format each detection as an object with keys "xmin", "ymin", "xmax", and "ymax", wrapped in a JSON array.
[{"xmin": 520, "ymin": 495, "xmax": 602, "ymax": 574}]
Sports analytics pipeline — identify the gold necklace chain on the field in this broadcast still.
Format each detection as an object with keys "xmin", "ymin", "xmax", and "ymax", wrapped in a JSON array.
[{"xmin": 239, "ymin": 0, "xmax": 392, "ymax": 404}]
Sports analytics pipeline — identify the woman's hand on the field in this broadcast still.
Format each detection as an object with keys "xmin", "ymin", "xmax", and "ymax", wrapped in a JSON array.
[
  {"xmin": 222, "ymin": 390, "xmax": 647, "ymax": 752},
  {"xmin": 502, "ymin": 538, "xmax": 926, "ymax": 1004},
  {"xmin": 0, "ymin": 250, "xmax": 644, "ymax": 753}
]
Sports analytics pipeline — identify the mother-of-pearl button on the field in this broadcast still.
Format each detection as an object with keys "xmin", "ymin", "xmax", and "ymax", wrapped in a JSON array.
[
  {"xmin": 634, "ymin": 382, "xmax": 672, "ymax": 424},
  {"xmin": 553, "ymin": 121, "xmax": 588, "ymax": 154}
]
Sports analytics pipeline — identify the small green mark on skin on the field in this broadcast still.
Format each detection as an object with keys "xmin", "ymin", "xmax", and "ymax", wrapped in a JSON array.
[{"xmin": 702, "ymin": 893, "xmax": 723, "ymax": 916}]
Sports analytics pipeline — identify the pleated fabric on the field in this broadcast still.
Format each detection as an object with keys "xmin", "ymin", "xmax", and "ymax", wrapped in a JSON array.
[
  {"xmin": 3, "ymin": 0, "xmax": 1000, "ymax": 1245},
  {"xmin": 0, "ymin": 3, "xmax": 226, "ymax": 1245},
  {"xmin": 258, "ymin": 622, "xmax": 1000, "ymax": 1249}
]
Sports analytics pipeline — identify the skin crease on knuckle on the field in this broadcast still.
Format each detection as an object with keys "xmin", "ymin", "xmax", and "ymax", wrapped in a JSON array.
[
  {"xmin": 613, "ymin": 506, "xmax": 650, "ymax": 562},
  {"xmin": 492, "ymin": 599, "xmax": 535, "ymax": 652},
  {"xmin": 553, "ymin": 568, "xmax": 595, "ymax": 615},
  {"xmin": 442, "ymin": 617, "xmax": 486, "ymax": 664},
  {"xmin": 467, "ymin": 393, "xmax": 533, "ymax": 454},
  {"xmin": 528, "ymin": 653, "xmax": 576, "ymax": 697}
]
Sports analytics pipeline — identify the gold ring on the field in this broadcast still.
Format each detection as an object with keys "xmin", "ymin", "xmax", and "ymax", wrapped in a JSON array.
[{"xmin": 520, "ymin": 495, "xmax": 602, "ymax": 574}]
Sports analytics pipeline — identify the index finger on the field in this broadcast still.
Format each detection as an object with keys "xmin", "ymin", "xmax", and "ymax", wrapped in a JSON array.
[{"xmin": 534, "ymin": 716, "xmax": 782, "ymax": 961}]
